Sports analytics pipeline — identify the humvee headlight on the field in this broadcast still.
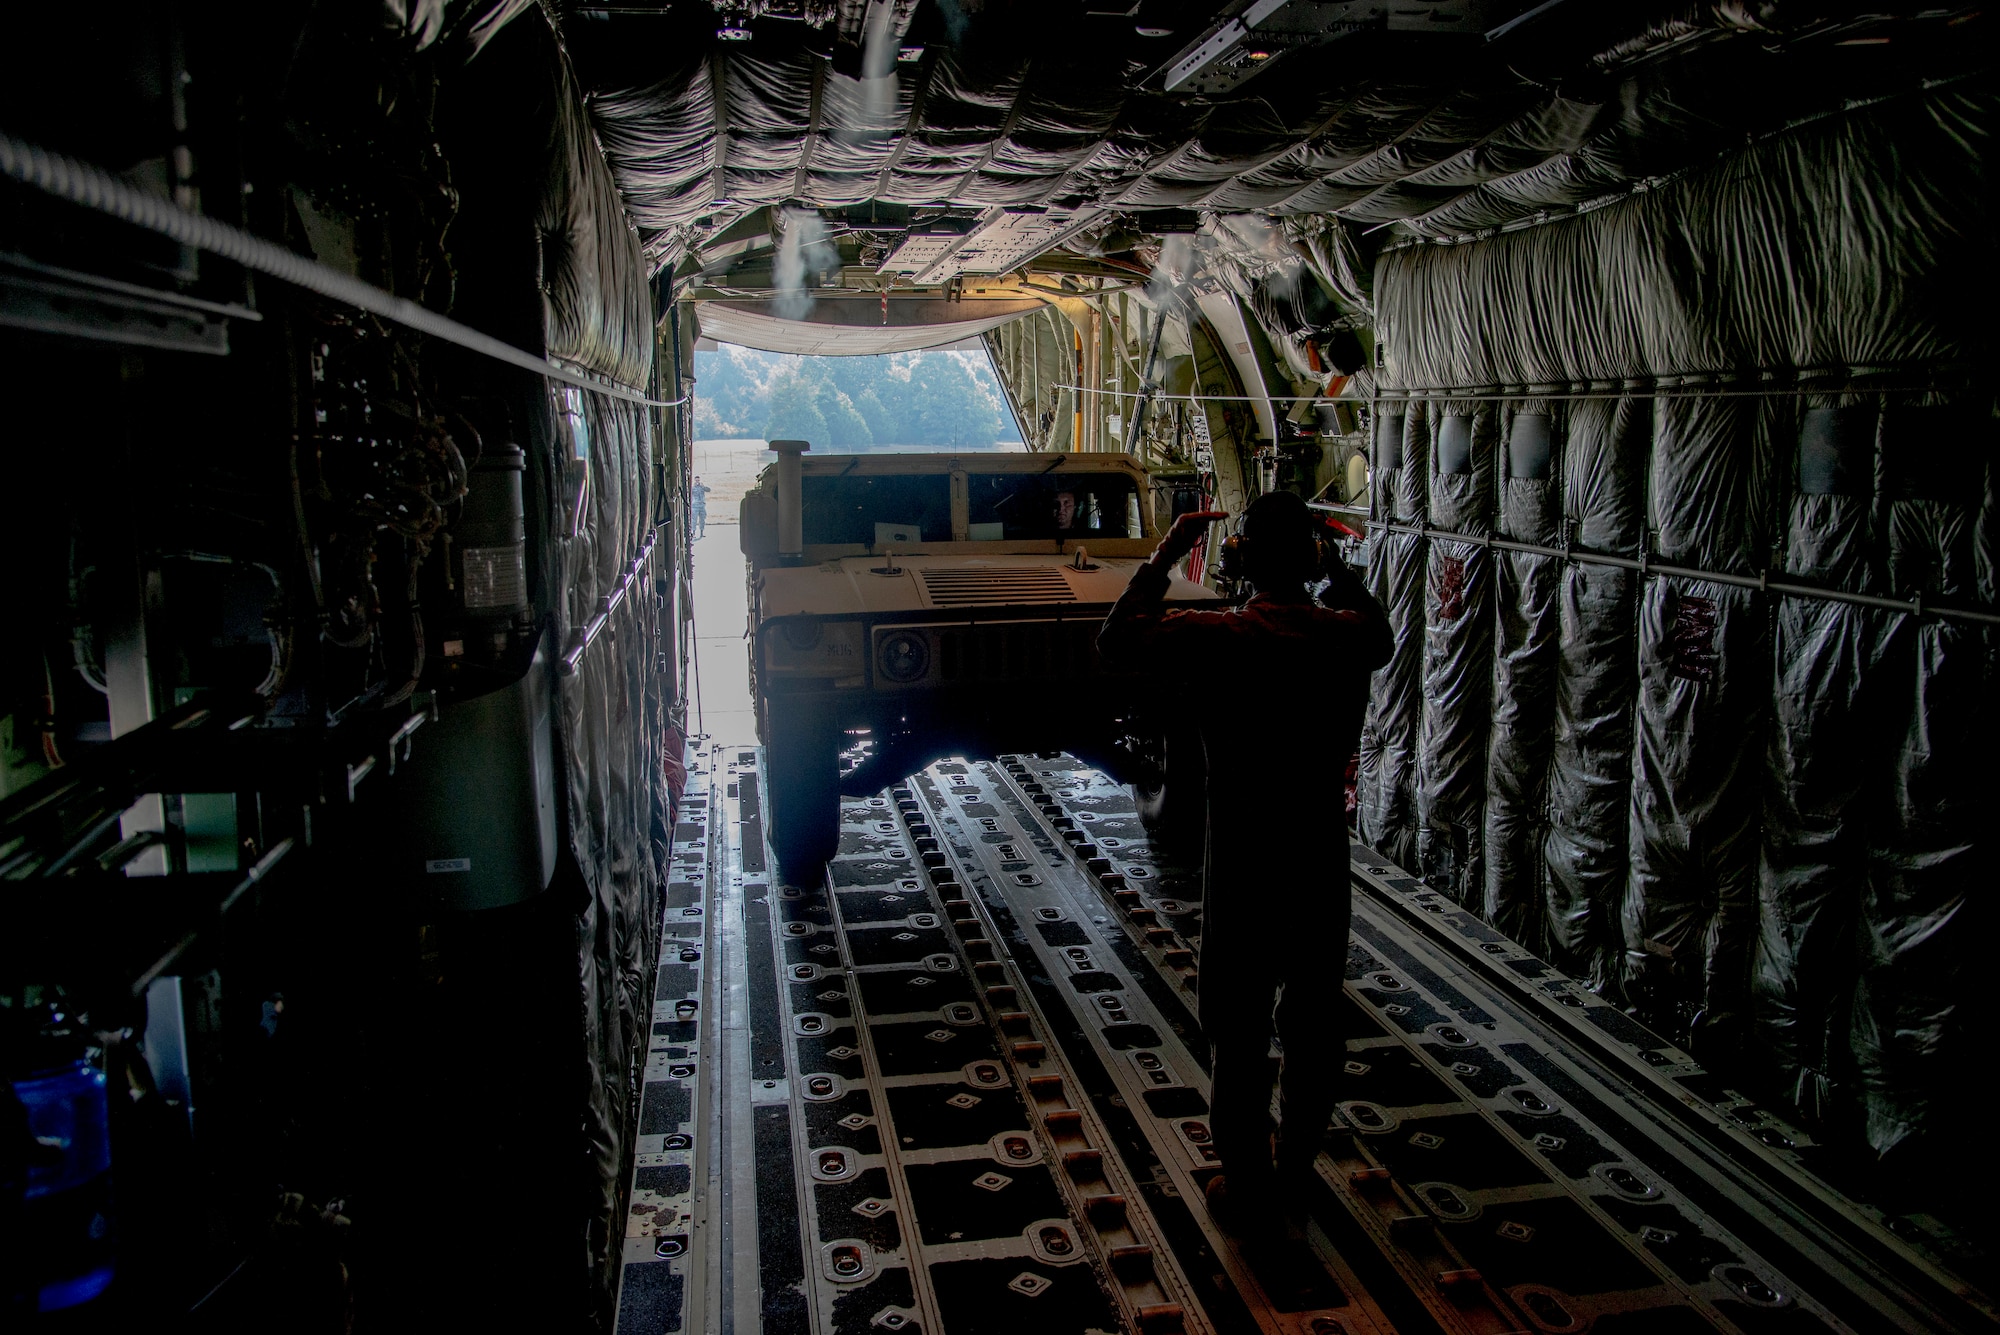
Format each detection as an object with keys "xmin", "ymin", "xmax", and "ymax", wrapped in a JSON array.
[
  {"xmin": 878, "ymin": 631, "xmax": 930, "ymax": 684},
  {"xmin": 766, "ymin": 621, "xmax": 859, "ymax": 676}
]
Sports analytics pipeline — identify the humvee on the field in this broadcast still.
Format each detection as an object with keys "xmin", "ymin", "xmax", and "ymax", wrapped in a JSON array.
[{"xmin": 739, "ymin": 442, "xmax": 1218, "ymax": 876}]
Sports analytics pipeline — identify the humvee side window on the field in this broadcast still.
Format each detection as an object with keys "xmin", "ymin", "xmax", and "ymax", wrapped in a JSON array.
[
  {"xmin": 966, "ymin": 473, "xmax": 1142, "ymax": 540},
  {"xmin": 801, "ymin": 474, "xmax": 953, "ymax": 546}
]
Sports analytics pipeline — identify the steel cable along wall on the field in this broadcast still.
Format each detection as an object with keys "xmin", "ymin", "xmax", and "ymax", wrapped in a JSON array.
[
  {"xmin": 523, "ymin": 38, "xmax": 677, "ymax": 1298},
  {"xmin": 1359, "ymin": 81, "xmax": 1997, "ymax": 1156}
]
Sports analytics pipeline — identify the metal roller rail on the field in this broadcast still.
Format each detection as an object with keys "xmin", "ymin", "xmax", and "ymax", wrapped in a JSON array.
[
  {"xmin": 615, "ymin": 748, "xmax": 718, "ymax": 1334},
  {"xmin": 928, "ymin": 756, "xmax": 1577, "ymax": 1335},
  {"xmin": 1341, "ymin": 854, "xmax": 1996, "ymax": 1333},
  {"xmin": 614, "ymin": 747, "xmax": 1992, "ymax": 1335},
  {"xmin": 902, "ymin": 761, "xmax": 1407, "ymax": 1335},
  {"xmin": 964, "ymin": 753, "xmax": 1992, "ymax": 1335},
  {"xmin": 635, "ymin": 746, "xmax": 1204, "ymax": 1335},
  {"xmin": 994, "ymin": 753, "xmax": 1989, "ymax": 1331},
  {"xmin": 984, "ymin": 755, "xmax": 1592, "ymax": 1335}
]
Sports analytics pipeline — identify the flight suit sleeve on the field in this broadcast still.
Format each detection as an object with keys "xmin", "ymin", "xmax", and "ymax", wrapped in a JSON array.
[{"xmin": 1099, "ymin": 562, "xmax": 1246, "ymax": 675}]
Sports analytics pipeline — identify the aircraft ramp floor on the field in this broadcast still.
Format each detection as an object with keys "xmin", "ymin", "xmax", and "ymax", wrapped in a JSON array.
[{"xmin": 611, "ymin": 747, "xmax": 1992, "ymax": 1335}]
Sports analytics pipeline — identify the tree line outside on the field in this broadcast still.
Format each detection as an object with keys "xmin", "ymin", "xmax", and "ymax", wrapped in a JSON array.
[{"xmin": 692, "ymin": 344, "xmax": 1023, "ymax": 449}]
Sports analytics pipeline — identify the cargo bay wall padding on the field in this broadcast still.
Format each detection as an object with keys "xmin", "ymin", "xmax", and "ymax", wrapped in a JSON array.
[
  {"xmin": 1361, "ymin": 81, "xmax": 1996, "ymax": 1156},
  {"xmin": 555, "ymin": 378, "xmax": 668, "ymax": 1304},
  {"xmin": 538, "ymin": 44, "xmax": 656, "ymax": 391},
  {"xmin": 1357, "ymin": 405, "xmax": 1424, "ymax": 870},
  {"xmin": 1542, "ymin": 398, "xmax": 1647, "ymax": 992},
  {"xmin": 1485, "ymin": 404, "xmax": 1564, "ymax": 953},
  {"xmin": 469, "ymin": 16, "xmax": 676, "ymax": 1309},
  {"xmin": 1416, "ymin": 401, "xmax": 1496, "ymax": 910}
]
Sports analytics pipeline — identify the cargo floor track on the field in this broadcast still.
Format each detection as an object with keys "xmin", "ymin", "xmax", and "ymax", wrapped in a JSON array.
[{"xmin": 611, "ymin": 747, "xmax": 1994, "ymax": 1335}]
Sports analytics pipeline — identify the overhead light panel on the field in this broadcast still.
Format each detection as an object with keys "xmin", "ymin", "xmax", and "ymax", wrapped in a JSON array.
[
  {"xmin": 877, "ymin": 208, "xmax": 1095, "ymax": 285},
  {"xmin": 1159, "ymin": 0, "xmax": 1496, "ymax": 95},
  {"xmin": 877, "ymin": 222, "xmax": 975, "ymax": 278}
]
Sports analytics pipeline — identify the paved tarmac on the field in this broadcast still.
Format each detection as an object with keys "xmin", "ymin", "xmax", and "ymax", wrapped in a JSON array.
[{"xmin": 690, "ymin": 511, "xmax": 756, "ymax": 749}]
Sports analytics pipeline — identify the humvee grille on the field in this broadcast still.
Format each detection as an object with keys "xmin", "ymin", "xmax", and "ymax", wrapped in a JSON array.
[
  {"xmin": 921, "ymin": 567, "xmax": 1075, "ymax": 606},
  {"xmin": 936, "ymin": 622, "xmax": 1099, "ymax": 683}
]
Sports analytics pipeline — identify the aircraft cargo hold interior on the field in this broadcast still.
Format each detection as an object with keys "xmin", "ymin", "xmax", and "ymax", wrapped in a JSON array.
[{"xmin": 0, "ymin": 2, "xmax": 1993, "ymax": 1332}]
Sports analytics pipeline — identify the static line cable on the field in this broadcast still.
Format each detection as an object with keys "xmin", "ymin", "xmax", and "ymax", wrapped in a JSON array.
[
  {"xmin": 0, "ymin": 130, "xmax": 686, "ymax": 409},
  {"xmin": 1054, "ymin": 381, "xmax": 1958, "ymax": 406},
  {"xmin": 1361, "ymin": 517, "xmax": 2000, "ymax": 627},
  {"xmin": 1053, "ymin": 383, "xmax": 1323, "ymax": 405},
  {"xmin": 1367, "ymin": 380, "xmax": 1963, "ymax": 402}
]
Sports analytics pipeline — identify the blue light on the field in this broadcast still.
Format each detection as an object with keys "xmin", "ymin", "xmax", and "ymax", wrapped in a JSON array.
[{"xmin": 13, "ymin": 1063, "xmax": 116, "ymax": 1311}]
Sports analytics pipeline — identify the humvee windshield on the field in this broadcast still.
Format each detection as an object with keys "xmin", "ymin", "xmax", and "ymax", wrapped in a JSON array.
[
  {"xmin": 801, "ymin": 474, "xmax": 953, "ymax": 546},
  {"xmin": 966, "ymin": 471, "xmax": 1142, "ymax": 541}
]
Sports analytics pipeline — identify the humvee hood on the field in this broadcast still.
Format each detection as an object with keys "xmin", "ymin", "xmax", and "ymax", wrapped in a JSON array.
[{"xmin": 756, "ymin": 555, "xmax": 1218, "ymax": 620}]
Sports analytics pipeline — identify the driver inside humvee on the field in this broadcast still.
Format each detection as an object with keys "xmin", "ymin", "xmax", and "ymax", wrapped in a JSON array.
[
  {"xmin": 1052, "ymin": 489, "xmax": 1082, "ymax": 531},
  {"xmin": 968, "ymin": 472, "xmax": 1141, "ymax": 541}
]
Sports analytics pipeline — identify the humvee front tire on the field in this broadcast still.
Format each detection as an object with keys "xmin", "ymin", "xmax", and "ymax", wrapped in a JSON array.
[
  {"xmin": 1133, "ymin": 724, "xmax": 1206, "ymax": 848},
  {"xmin": 766, "ymin": 702, "xmax": 840, "ymax": 885}
]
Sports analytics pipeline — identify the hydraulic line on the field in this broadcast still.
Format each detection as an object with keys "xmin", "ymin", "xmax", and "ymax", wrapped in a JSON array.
[{"xmin": 0, "ymin": 130, "xmax": 686, "ymax": 409}]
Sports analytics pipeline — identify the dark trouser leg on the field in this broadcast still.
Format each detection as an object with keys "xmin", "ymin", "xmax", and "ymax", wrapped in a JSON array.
[
  {"xmin": 1274, "ymin": 883, "xmax": 1352, "ymax": 1178},
  {"xmin": 1200, "ymin": 824, "xmax": 1280, "ymax": 1191},
  {"xmin": 1207, "ymin": 976, "xmax": 1281, "ymax": 1192}
]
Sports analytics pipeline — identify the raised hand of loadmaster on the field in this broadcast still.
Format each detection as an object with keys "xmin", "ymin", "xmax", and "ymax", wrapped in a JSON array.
[{"xmin": 1149, "ymin": 510, "xmax": 1230, "ymax": 570}]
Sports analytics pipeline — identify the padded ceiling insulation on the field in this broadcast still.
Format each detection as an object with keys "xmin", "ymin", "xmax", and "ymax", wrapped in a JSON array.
[
  {"xmin": 1357, "ymin": 80, "xmax": 1996, "ymax": 1155},
  {"xmin": 548, "ymin": 3, "xmax": 1987, "ymax": 274},
  {"xmin": 1374, "ymin": 84, "xmax": 1994, "ymax": 388}
]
